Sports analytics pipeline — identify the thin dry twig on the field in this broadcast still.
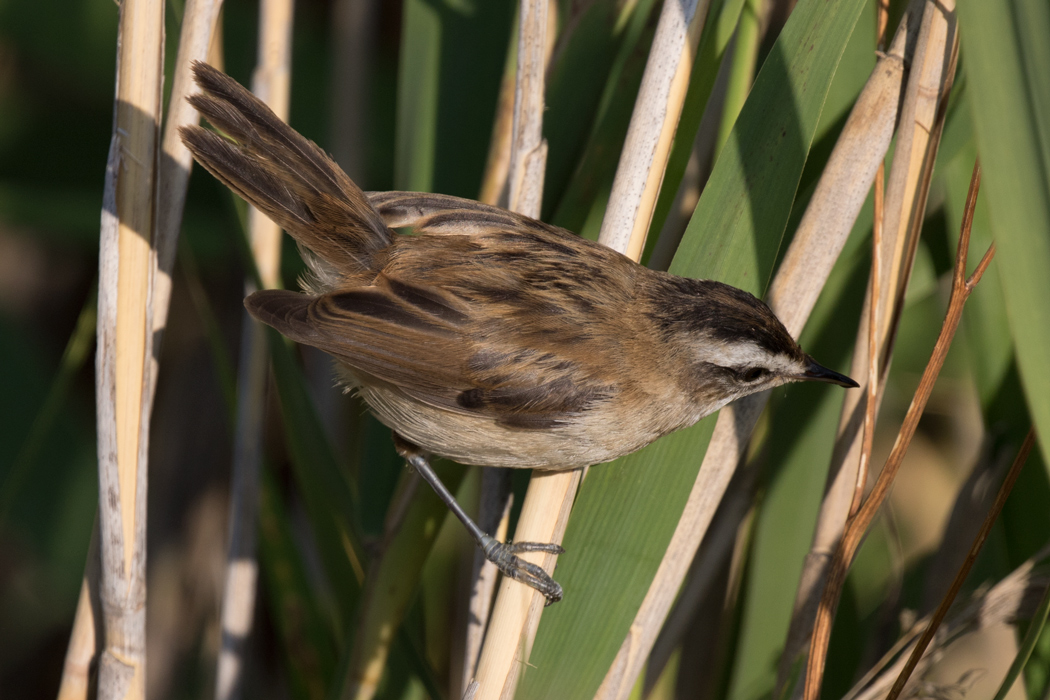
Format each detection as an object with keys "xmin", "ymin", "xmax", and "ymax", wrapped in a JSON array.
[
  {"xmin": 214, "ymin": 2, "xmax": 294, "ymax": 699},
  {"xmin": 886, "ymin": 427, "xmax": 1036, "ymax": 700},
  {"xmin": 94, "ymin": 0, "xmax": 165, "ymax": 697},
  {"xmin": 850, "ymin": 0, "xmax": 891, "ymax": 522},
  {"xmin": 853, "ymin": 164, "xmax": 883, "ymax": 519},
  {"xmin": 803, "ymin": 160, "xmax": 994, "ymax": 700}
]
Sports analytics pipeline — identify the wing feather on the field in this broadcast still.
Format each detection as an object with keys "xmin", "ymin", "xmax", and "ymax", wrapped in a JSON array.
[{"xmin": 246, "ymin": 275, "xmax": 614, "ymax": 428}]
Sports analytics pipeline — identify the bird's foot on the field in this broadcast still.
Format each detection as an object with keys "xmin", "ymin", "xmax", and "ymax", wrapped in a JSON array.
[{"xmin": 481, "ymin": 535, "xmax": 565, "ymax": 606}]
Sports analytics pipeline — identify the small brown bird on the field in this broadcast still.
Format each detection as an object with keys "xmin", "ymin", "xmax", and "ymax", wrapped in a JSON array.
[{"xmin": 181, "ymin": 62, "xmax": 856, "ymax": 604}]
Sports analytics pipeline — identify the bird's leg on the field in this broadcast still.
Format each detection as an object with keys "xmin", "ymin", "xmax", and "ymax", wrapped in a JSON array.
[{"xmin": 393, "ymin": 434, "xmax": 565, "ymax": 605}]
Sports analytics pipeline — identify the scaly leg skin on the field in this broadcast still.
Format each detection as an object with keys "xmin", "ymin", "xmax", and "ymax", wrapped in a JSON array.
[{"xmin": 393, "ymin": 434, "xmax": 565, "ymax": 605}]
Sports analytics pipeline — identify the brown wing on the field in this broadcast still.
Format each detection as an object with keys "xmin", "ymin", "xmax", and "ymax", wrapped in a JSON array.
[{"xmin": 246, "ymin": 272, "xmax": 616, "ymax": 430}]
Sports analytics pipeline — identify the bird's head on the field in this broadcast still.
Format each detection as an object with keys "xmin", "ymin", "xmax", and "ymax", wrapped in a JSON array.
[{"xmin": 647, "ymin": 274, "xmax": 857, "ymax": 416}]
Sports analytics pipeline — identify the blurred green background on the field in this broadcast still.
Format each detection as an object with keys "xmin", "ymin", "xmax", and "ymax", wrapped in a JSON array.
[{"xmin": 1, "ymin": 0, "xmax": 1049, "ymax": 698}]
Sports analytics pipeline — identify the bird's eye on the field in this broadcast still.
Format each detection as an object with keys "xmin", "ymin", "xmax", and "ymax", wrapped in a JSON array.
[{"xmin": 741, "ymin": 367, "xmax": 768, "ymax": 383}]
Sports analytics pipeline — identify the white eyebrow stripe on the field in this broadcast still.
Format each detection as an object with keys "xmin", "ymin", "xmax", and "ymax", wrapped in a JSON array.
[
  {"xmin": 691, "ymin": 339, "xmax": 803, "ymax": 375},
  {"xmin": 692, "ymin": 340, "xmax": 770, "ymax": 367}
]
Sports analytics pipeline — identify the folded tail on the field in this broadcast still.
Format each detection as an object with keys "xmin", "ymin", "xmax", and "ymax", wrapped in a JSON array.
[{"xmin": 180, "ymin": 61, "xmax": 392, "ymax": 279}]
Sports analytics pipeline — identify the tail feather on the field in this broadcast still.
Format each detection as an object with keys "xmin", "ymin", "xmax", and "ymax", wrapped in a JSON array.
[{"xmin": 180, "ymin": 61, "xmax": 392, "ymax": 278}]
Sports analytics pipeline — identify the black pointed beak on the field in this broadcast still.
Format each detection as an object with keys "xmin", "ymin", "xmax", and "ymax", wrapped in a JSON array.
[{"xmin": 800, "ymin": 357, "xmax": 859, "ymax": 388}]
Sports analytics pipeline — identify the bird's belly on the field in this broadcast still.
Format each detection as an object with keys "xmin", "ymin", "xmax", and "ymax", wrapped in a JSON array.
[{"xmin": 357, "ymin": 383, "xmax": 681, "ymax": 469}]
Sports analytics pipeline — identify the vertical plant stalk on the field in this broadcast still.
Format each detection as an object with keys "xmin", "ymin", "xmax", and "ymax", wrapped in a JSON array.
[
  {"xmin": 886, "ymin": 427, "xmax": 1036, "ymax": 700},
  {"xmin": 62, "ymin": 4, "xmax": 221, "ymax": 698},
  {"xmin": 152, "ymin": 0, "xmax": 226, "ymax": 398},
  {"xmin": 330, "ymin": 0, "xmax": 378, "ymax": 180},
  {"xmin": 506, "ymin": 0, "xmax": 550, "ymax": 219},
  {"xmin": 57, "ymin": 528, "xmax": 102, "ymax": 700},
  {"xmin": 460, "ymin": 6, "xmax": 558, "ymax": 691},
  {"xmin": 456, "ymin": 479, "xmax": 513, "ymax": 694},
  {"xmin": 597, "ymin": 0, "xmax": 711, "ymax": 260},
  {"xmin": 802, "ymin": 161, "xmax": 994, "ymax": 700},
  {"xmin": 214, "ymin": 2, "xmax": 294, "ymax": 699},
  {"xmin": 595, "ymin": 14, "xmax": 912, "ymax": 697},
  {"xmin": 476, "ymin": 0, "xmax": 717, "ymax": 694},
  {"xmin": 472, "ymin": 2, "xmax": 557, "ymax": 697},
  {"xmin": 852, "ymin": 165, "xmax": 883, "ymax": 519},
  {"xmin": 95, "ymin": 0, "xmax": 164, "ymax": 697},
  {"xmin": 778, "ymin": 0, "xmax": 957, "ymax": 689},
  {"xmin": 478, "ymin": 37, "xmax": 519, "ymax": 206}
]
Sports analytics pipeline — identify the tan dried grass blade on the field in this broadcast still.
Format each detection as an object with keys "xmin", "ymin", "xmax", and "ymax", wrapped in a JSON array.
[
  {"xmin": 152, "ymin": 0, "xmax": 226, "ymax": 398},
  {"xmin": 94, "ymin": 0, "xmax": 165, "ymax": 697},
  {"xmin": 598, "ymin": 0, "xmax": 711, "ymax": 259},
  {"xmin": 471, "ymin": 1, "xmax": 559, "ymax": 696}
]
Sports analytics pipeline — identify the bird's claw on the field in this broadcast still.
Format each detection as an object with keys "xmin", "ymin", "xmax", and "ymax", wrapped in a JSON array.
[{"xmin": 482, "ymin": 536, "xmax": 565, "ymax": 605}]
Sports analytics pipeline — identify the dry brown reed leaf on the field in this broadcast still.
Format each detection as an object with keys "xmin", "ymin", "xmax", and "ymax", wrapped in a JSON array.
[
  {"xmin": 214, "ymin": 2, "xmax": 294, "ymax": 699},
  {"xmin": 845, "ymin": 543, "xmax": 1050, "ymax": 700},
  {"xmin": 884, "ymin": 427, "xmax": 1034, "ymax": 700}
]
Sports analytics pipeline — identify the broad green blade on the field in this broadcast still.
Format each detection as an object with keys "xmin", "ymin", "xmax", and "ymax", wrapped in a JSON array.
[
  {"xmin": 543, "ymin": 0, "xmax": 658, "ymax": 220},
  {"xmin": 518, "ymin": 0, "xmax": 867, "ymax": 696},
  {"xmin": 269, "ymin": 331, "xmax": 365, "ymax": 627},
  {"xmin": 956, "ymin": 0, "xmax": 1050, "ymax": 470},
  {"xmin": 548, "ymin": 0, "xmax": 659, "ymax": 235},
  {"xmin": 724, "ymin": 9, "xmax": 876, "ymax": 695},
  {"xmin": 395, "ymin": 0, "xmax": 516, "ymax": 196},
  {"xmin": 259, "ymin": 469, "xmax": 339, "ymax": 700}
]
